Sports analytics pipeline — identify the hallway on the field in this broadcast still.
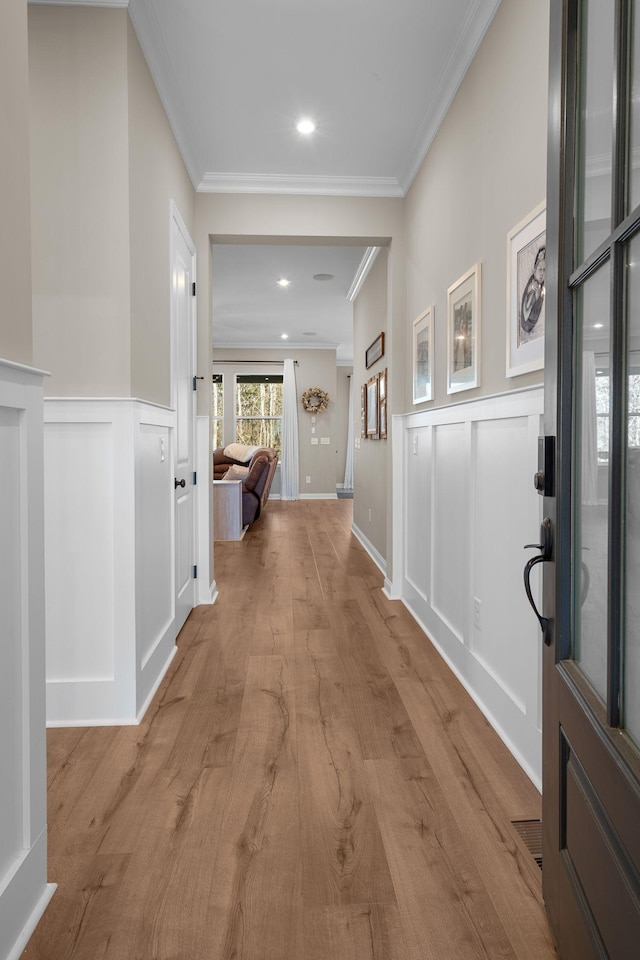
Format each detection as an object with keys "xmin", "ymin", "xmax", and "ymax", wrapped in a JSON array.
[{"xmin": 23, "ymin": 500, "xmax": 556, "ymax": 959}]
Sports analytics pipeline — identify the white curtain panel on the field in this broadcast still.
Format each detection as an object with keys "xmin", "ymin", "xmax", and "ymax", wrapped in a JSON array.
[
  {"xmin": 581, "ymin": 351, "xmax": 599, "ymax": 506},
  {"xmin": 281, "ymin": 358, "xmax": 300, "ymax": 500},
  {"xmin": 344, "ymin": 375, "xmax": 354, "ymax": 490}
]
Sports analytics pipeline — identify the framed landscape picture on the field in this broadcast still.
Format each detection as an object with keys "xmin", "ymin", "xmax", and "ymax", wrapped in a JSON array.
[
  {"xmin": 447, "ymin": 263, "xmax": 481, "ymax": 394},
  {"xmin": 366, "ymin": 374, "xmax": 379, "ymax": 438},
  {"xmin": 378, "ymin": 367, "xmax": 387, "ymax": 438},
  {"xmin": 506, "ymin": 202, "xmax": 546, "ymax": 377},
  {"xmin": 365, "ymin": 332, "xmax": 385, "ymax": 369},
  {"xmin": 412, "ymin": 306, "xmax": 433, "ymax": 403}
]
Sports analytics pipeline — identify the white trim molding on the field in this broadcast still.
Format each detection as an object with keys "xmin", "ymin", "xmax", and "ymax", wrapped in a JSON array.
[
  {"xmin": 390, "ymin": 386, "xmax": 544, "ymax": 789},
  {"xmin": 0, "ymin": 361, "xmax": 53, "ymax": 960},
  {"xmin": 352, "ymin": 522, "xmax": 387, "ymax": 578},
  {"xmin": 198, "ymin": 172, "xmax": 404, "ymax": 198},
  {"xmin": 347, "ymin": 247, "xmax": 382, "ymax": 302}
]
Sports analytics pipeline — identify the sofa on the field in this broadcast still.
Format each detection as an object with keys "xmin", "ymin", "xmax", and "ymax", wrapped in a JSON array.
[{"xmin": 213, "ymin": 444, "xmax": 278, "ymax": 527}]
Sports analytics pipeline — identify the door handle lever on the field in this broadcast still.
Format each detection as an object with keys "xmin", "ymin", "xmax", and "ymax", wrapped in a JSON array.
[{"xmin": 523, "ymin": 517, "xmax": 553, "ymax": 645}]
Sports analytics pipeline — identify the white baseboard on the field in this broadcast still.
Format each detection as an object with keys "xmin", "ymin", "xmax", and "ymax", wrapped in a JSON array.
[
  {"xmin": 136, "ymin": 645, "xmax": 178, "ymax": 722},
  {"xmin": 197, "ymin": 579, "xmax": 218, "ymax": 605},
  {"xmin": 5, "ymin": 883, "xmax": 57, "ymax": 960},
  {"xmin": 299, "ymin": 492, "xmax": 339, "ymax": 500},
  {"xmin": 351, "ymin": 522, "xmax": 387, "ymax": 577}
]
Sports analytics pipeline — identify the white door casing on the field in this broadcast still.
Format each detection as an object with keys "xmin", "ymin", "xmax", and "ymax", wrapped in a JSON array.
[{"xmin": 170, "ymin": 202, "xmax": 197, "ymax": 633}]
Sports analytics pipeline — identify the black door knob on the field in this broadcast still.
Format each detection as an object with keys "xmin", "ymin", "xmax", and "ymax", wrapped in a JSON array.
[{"xmin": 174, "ymin": 477, "xmax": 186, "ymax": 489}]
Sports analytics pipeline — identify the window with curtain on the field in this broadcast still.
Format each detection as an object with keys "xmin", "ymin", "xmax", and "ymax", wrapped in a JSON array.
[
  {"xmin": 211, "ymin": 374, "xmax": 224, "ymax": 449},
  {"xmin": 235, "ymin": 375, "xmax": 283, "ymax": 458}
]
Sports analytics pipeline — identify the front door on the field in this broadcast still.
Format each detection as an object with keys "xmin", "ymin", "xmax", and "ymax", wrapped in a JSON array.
[
  {"xmin": 540, "ymin": 1, "xmax": 640, "ymax": 956},
  {"xmin": 171, "ymin": 203, "xmax": 196, "ymax": 633}
]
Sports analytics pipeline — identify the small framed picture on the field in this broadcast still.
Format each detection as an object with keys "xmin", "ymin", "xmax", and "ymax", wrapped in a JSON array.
[
  {"xmin": 506, "ymin": 202, "xmax": 546, "ymax": 377},
  {"xmin": 378, "ymin": 368, "xmax": 387, "ymax": 438},
  {"xmin": 412, "ymin": 306, "xmax": 433, "ymax": 403},
  {"xmin": 366, "ymin": 375, "xmax": 379, "ymax": 438},
  {"xmin": 365, "ymin": 332, "xmax": 385, "ymax": 369},
  {"xmin": 360, "ymin": 384, "xmax": 366, "ymax": 438},
  {"xmin": 447, "ymin": 263, "xmax": 481, "ymax": 394}
]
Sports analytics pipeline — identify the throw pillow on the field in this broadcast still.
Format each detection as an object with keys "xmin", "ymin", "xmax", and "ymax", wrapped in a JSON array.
[{"xmin": 224, "ymin": 463, "xmax": 249, "ymax": 481}]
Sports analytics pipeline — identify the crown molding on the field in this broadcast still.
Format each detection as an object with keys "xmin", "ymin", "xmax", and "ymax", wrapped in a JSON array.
[
  {"xmin": 214, "ymin": 341, "xmax": 340, "ymax": 351},
  {"xmin": 198, "ymin": 172, "xmax": 404, "ymax": 198},
  {"xmin": 127, "ymin": 0, "xmax": 204, "ymax": 190},
  {"xmin": 28, "ymin": 1, "xmax": 129, "ymax": 6},
  {"xmin": 347, "ymin": 247, "xmax": 382, "ymax": 302},
  {"xmin": 397, "ymin": 0, "xmax": 502, "ymax": 195}
]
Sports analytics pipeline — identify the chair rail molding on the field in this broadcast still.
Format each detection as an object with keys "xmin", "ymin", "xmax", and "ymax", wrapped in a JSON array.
[{"xmin": 391, "ymin": 386, "xmax": 544, "ymax": 788}]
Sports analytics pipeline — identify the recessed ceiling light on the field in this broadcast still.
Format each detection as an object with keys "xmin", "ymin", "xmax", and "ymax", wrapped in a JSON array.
[
  {"xmin": 593, "ymin": 323, "xmax": 604, "ymax": 329},
  {"xmin": 313, "ymin": 273, "xmax": 334, "ymax": 281},
  {"xmin": 281, "ymin": 333, "xmax": 289, "ymax": 340},
  {"xmin": 303, "ymin": 332, "xmax": 317, "ymax": 337},
  {"xmin": 296, "ymin": 118, "xmax": 316, "ymax": 134},
  {"xmin": 277, "ymin": 278, "xmax": 291, "ymax": 287}
]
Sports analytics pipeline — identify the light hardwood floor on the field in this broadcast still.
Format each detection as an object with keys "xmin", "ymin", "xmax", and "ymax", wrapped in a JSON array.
[{"xmin": 22, "ymin": 500, "xmax": 557, "ymax": 960}]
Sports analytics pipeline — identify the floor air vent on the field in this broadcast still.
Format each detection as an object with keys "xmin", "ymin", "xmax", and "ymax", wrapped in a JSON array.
[{"xmin": 512, "ymin": 819, "xmax": 543, "ymax": 869}]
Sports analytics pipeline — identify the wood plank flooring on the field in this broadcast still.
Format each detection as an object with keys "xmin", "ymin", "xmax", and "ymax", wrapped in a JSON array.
[{"xmin": 22, "ymin": 500, "xmax": 557, "ymax": 960}]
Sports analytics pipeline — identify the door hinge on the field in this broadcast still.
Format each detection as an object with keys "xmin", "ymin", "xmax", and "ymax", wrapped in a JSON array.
[
  {"xmin": 193, "ymin": 471, "xmax": 197, "ymax": 485},
  {"xmin": 193, "ymin": 564, "xmax": 198, "ymax": 579},
  {"xmin": 192, "ymin": 281, "xmax": 196, "ymax": 297}
]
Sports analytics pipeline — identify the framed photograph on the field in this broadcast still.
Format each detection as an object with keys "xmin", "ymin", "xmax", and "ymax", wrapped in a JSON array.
[
  {"xmin": 366, "ymin": 375, "xmax": 379, "ymax": 438},
  {"xmin": 360, "ymin": 384, "xmax": 366, "ymax": 438},
  {"xmin": 365, "ymin": 332, "xmax": 385, "ymax": 369},
  {"xmin": 412, "ymin": 306, "xmax": 433, "ymax": 403},
  {"xmin": 506, "ymin": 202, "xmax": 546, "ymax": 377},
  {"xmin": 378, "ymin": 368, "xmax": 387, "ymax": 439},
  {"xmin": 447, "ymin": 263, "xmax": 481, "ymax": 394}
]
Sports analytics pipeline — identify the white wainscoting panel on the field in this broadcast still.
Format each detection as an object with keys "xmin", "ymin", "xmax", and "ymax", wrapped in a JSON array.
[
  {"xmin": 431, "ymin": 421, "xmax": 469, "ymax": 644},
  {"xmin": 44, "ymin": 421, "xmax": 116, "ymax": 682},
  {"xmin": 392, "ymin": 387, "xmax": 544, "ymax": 787},
  {"xmin": 135, "ymin": 407, "xmax": 177, "ymax": 716},
  {"xmin": 0, "ymin": 360, "xmax": 55, "ymax": 960},
  {"xmin": 405, "ymin": 426, "xmax": 431, "ymax": 603},
  {"xmin": 44, "ymin": 399, "xmax": 180, "ymax": 726}
]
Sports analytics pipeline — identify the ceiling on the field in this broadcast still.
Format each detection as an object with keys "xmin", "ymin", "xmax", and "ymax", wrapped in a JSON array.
[
  {"xmin": 32, "ymin": 0, "xmax": 503, "ymax": 361},
  {"xmin": 212, "ymin": 243, "xmax": 371, "ymax": 363}
]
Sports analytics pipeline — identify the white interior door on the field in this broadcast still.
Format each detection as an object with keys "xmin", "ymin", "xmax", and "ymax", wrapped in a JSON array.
[{"xmin": 171, "ymin": 203, "xmax": 196, "ymax": 633}]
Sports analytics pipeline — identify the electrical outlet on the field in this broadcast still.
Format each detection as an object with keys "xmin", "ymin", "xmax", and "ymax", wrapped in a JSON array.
[
  {"xmin": 311, "ymin": 437, "xmax": 319, "ymax": 445},
  {"xmin": 311, "ymin": 427, "xmax": 316, "ymax": 433},
  {"xmin": 473, "ymin": 597, "xmax": 482, "ymax": 630},
  {"xmin": 306, "ymin": 476, "xmax": 311, "ymax": 483},
  {"xmin": 368, "ymin": 508, "xmax": 372, "ymax": 522},
  {"xmin": 320, "ymin": 436, "xmax": 330, "ymax": 444}
]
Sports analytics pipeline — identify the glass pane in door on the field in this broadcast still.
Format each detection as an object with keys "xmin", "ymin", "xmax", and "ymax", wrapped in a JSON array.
[
  {"xmin": 625, "ymin": 233, "xmax": 640, "ymax": 747},
  {"xmin": 573, "ymin": 261, "xmax": 611, "ymax": 702},
  {"xmin": 575, "ymin": 0, "xmax": 615, "ymax": 263}
]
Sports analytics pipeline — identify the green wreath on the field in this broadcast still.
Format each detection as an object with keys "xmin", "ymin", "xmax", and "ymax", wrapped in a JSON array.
[{"xmin": 301, "ymin": 386, "xmax": 330, "ymax": 413}]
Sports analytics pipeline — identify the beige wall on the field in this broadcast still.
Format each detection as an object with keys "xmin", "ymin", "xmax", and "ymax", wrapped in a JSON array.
[
  {"xmin": 403, "ymin": 0, "xmax": 549, "ymax": 410},
  {"xmin": 28, "ymin": 6, "xmax": 195, "ymax": 404},
  {"xmin": 212, "ymin": 347, "xmax": 339, "ymax": 496},
  {"xmin": 353, "ymin": 250, "xmax": 388, "ymax": 557},
  {"xmin": 29, "ymin": 6, "xmax": 131, "ymax": 397},
  {"xmin": 0, "ymin": 0, "xmax": 33, "ymax": 364},
  {"xmin": 127, "ymin": 19, "xmax": 196, "ymax": 406}
]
